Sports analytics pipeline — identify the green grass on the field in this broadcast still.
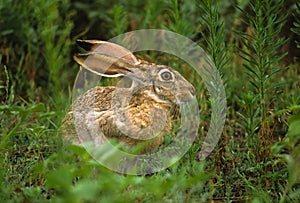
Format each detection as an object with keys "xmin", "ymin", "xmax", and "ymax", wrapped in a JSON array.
[{"xmin": 1, "ymin": 0, "xmax": 300, "ymax": 202}]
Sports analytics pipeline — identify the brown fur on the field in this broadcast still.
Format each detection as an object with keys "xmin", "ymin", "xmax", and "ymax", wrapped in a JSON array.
[{"xmin": 60, "ymin": 40, "xmax": 195, "ymax": 153}]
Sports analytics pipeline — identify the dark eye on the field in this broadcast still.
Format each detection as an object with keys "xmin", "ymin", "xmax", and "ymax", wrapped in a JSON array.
[{"xmin": 159, "ymin": 69, "xmax": 173, "ymax": 81}]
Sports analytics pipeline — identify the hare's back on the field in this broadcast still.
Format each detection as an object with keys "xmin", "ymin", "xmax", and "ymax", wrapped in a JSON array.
[{"xmin": 72, "ymin": 86, "xmax": 115, "ymax": 111}]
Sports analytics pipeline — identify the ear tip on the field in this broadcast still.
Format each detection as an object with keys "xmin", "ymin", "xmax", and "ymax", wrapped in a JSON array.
[
  {"xmin": 74, "ymin": 53, "xmax": 91, "ymax": 56},
  {"xmin": 73, "ymin": 54, "xmax": 81, "ymax": 64},
  {"xmin": 76, "ymin": 39, "xmax": 105, "ymax": 45},
  {"xmin": 76, "ymin": 39, "xmax": 108, "ymax": 51},
  {"xmin": 76, "ymin": 39, "xmax": 93, "ymax": 43},
  {"xmin": 73, "ymin": 54, "xmax": 78, "ymax": 59},
  {"xmin": 73, "ymin": 53, "xmax": 81, "ymax": 59},
  {"xmin": 76, "ymin": 39, "xmax": 86, "ymax": 46},
  {"xmin": 73, "ymin": 53, "xmax": 89, "ymax": 62}
]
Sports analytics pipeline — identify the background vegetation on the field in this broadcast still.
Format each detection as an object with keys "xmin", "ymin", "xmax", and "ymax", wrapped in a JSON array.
[{"xmin": 0, "ymin": 0, "xmax": 299, "ymax": 202}]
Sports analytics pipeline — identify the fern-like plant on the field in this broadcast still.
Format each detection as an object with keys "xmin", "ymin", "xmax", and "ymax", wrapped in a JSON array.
[
  {"xmin": 165, "ymin": 0, "xmax": 199, "ymax": 38},
  {"xmin": 195, "ymin": 0, "xmax": 228, "ymax": 161},
  {"xmin": 33, "ymin": 0, "xmax": 73, "ymax": 105},
  {"xmin": 291, "ymin": 1, "xmax": 300, "ymax": 48},
  {"xmin": 196, "ymin": 0, "xmax": 229, "ymax": 76},
  {"xmin": 236, "ymin": 0, "xmax": 287, "ymax": 157}
]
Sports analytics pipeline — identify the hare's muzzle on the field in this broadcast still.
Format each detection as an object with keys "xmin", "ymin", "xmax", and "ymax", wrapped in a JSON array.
[{"xmin": 175, "ymin": 85, "xmax": 196, "ymax": 103}]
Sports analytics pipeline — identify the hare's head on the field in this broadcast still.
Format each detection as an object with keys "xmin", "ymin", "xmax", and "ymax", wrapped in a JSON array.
[{"xmin": 74, "ymin": 40, "xmax": 196, "ymax": 105}]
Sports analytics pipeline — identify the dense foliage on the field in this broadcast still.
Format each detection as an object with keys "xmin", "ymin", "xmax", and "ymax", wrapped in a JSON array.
[{"xmin": 0, "ymin": 0, "xmax": 299, "ymax": 202}]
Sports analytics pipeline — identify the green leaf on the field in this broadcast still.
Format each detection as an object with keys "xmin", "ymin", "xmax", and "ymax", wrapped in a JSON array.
[
  {"xmin": 72, "ymin": 180, "xmax": 100, "ymax": 201},
  {"xmin": 289, "ymin": 187, "xmax": 300, "ymax": 199},
  {"xmin": 45, "ymin": 167, "xmax": 73, "ymax": 190},
  {"xmin": 287, "ymin": 114, "xmax": 300, "ymax": 137}
]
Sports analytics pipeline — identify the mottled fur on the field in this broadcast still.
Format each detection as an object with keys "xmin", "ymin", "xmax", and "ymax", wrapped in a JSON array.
[{"xmin": 61, "ymin": 40, "xmax": 195, "ymax": 153}]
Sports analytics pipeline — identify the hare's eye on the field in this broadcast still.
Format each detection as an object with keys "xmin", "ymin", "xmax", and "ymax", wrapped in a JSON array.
[
  {"xmin": 161, "ymin": 72, "xmax": 172, "ymax": 80},
  {"xmin": 159, "ymin": 69, "xmax": 174, "ymax": 81}
]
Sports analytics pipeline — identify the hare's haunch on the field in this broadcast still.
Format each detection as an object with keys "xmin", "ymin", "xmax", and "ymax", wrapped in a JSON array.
[{"xmin": 61, "ymin": 40, "xmax": 196, "ymax": 153}]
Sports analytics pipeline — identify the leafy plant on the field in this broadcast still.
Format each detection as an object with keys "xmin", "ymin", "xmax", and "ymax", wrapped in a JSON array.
[
  {"xmin": 165, "ymin": 0, "xmax": 199, "ymax": 38},
  {"xmin": 33, "ymin": 0, "xmax": 74, "ymax": 102},
  {"xmin": 196, "ymin": 0, "xmax": 230, "ymax": 76},
  {"xmin": 236, "ymin": 0, "xmax": 287, "ymax": 157},
  {"xmin": 0, "ymin": 0, "xmax": 74, "ymax": 106},
  {"xmin": 0, "ymin": 102, "xmax": 60, "ymax": 201},
  {"xmin": 271, "ymin": 105, "xmax": 300, "ymax": 202},
  {"xmin": 109, "ymin": 4, "xmax": 128, "ymax": 36},
  {"xmin": 195, "ymin": 0, "xmax": 229, "ymax": 166},
  {"xmin": 0, "ymin": 65, "xmax": 11, "ymax": 103},
  {"xmin": 291, "ymin": 2, "xmax": 300, "ymax": 48}
]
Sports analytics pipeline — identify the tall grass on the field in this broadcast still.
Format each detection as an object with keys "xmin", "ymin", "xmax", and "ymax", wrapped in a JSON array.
[
  {"xmin": 0, "ymin": 0, "xmax": 74, "ymax": 107},
  {"xmin": 33, "ymin": 0, "xmax": 74, "ymax": 102}
]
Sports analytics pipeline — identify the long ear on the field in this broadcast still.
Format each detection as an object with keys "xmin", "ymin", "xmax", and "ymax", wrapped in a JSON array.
[
  {"xmin": 74, "ymin": 53, "xmax": 137, "ymax": 77},
  {"xmin": 76, "ymin": 39, "xmax": 140, "ymax": 65}
]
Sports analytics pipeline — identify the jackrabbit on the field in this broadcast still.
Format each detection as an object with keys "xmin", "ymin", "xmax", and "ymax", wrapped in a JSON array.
[{"xmin": 61, "ymin": 40, "xmax": 196, "ymax": 153}]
